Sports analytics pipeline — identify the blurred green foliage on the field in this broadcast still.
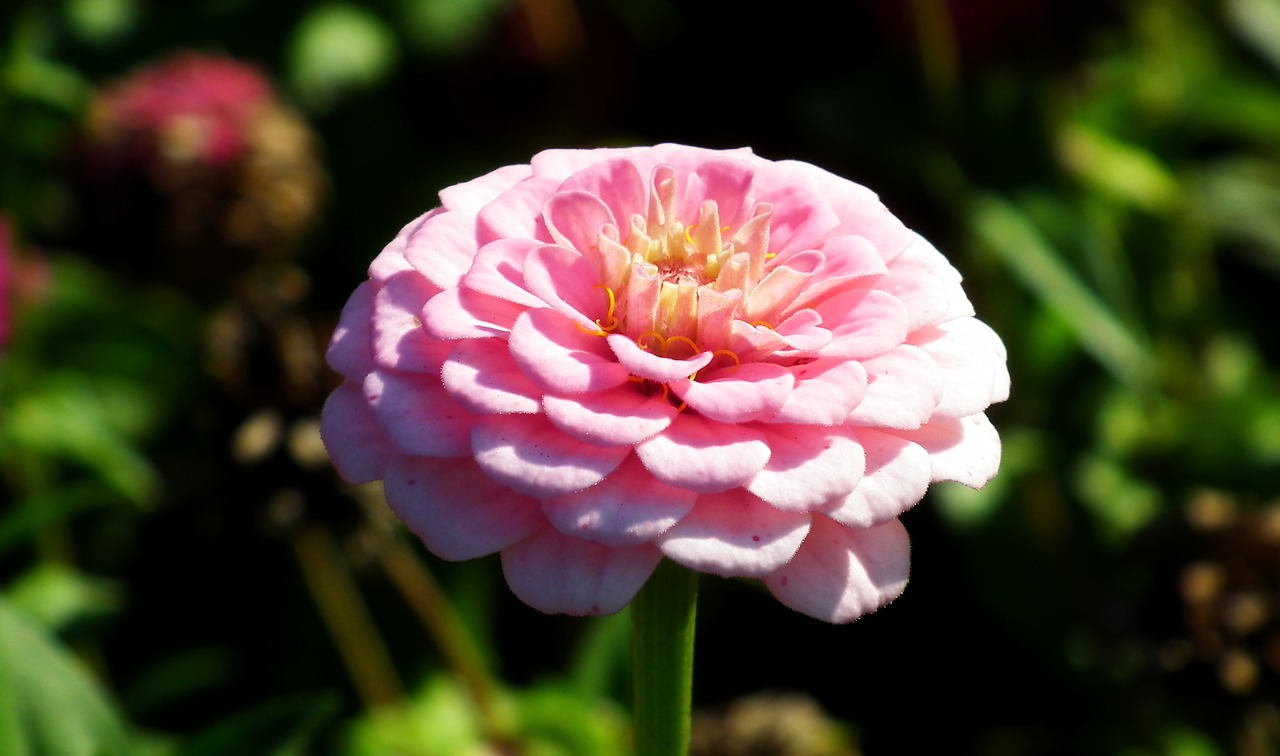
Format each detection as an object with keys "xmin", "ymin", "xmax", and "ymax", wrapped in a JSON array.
[{"xmin": 1, "ymin": 0, "xmax": 1279, "ymax": 753}]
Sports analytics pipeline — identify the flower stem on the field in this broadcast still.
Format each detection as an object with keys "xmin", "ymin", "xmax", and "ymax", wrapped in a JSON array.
[{"xmin": 630, "ymin": 559, "xmax": 698, "ymax": 756}]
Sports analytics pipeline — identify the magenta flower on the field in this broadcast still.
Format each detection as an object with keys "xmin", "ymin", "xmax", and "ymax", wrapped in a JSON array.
[{"xmin": 322, "ymin": 144, "xmax": 1007, "ymax": 622}]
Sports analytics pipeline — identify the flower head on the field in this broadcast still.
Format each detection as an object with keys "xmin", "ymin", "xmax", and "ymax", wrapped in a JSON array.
[{"xmin": 322, "ymin": 144, "xmax": 1008, "ymax": 622}]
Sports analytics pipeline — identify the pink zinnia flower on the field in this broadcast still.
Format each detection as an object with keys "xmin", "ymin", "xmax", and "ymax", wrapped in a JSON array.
[{"xmin": 322, "ymin": 144, "xmax": 1007, "ymax": 622}]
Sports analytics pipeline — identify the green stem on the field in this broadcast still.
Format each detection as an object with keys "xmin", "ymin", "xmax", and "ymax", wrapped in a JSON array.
[{"xmin": 630, "ymin": 559, "xmax": 698, "ymax": 756}]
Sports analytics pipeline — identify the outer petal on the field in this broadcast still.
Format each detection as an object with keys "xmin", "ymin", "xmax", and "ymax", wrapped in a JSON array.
[
  {"xmin": 403, "ymin": 209, "xmax": 480, "ymax": 290},
  {"xmin": 384, "ymin": 456, "xmax": 544, "ymax": 561},
  {"xmin": 439, "ymin": 163, "xmax": 532, "ymax": 214},
  {"xmin": 747, "ymin": 426, "xmax": 865, "ymax": 512},
  {"xmin": 634, "ymin": 413, "xmax": 771, "ymax": 493},
  {"xmin": 501, "ymin": 526, "xmax": 662, "ymax": 616},
  {"xmin": 320, "ymin": 381, "xmax": 392, "ymax": 484},
  {"xmin": 509, "ymin": 308, "xmax": 631, "ymax": 394},
  {"xmin": 767, "ymin": 358, "xmax": 867, "ymax": 426},
  {"xmin": 472, "ymin": 414, "xmax": 629, "ymax": 498},
  {"xmin": 880, "ymin": 236, "xmax": 974, "ymax": 330},
  {"xmin": 657, "ymin": 490, "xmax": 811, "ymax": 578},
  {"xmin": 823, "ymin": 428, "xmax": 930, "ymax": 528},
  {"xmin": 763, "ymin": 516, "xmax": 911, "ymax": 623},
  {"xmin": 327, "ymin": 281, "xmax": 376, "ymax": 380},
  {"xmin": 814, "ymin": 288, "xmax": 910, "ymax": 360},
  {"xmin": 542, "ymin": 385, "xmax": 677, "ymax": 446},
  {"xmin": 898, "ymin": 413, "xmax": 1001, "ymax": 488},
  {"xmin": 440, "ymin": 339, "xmax": 543, "ymax": 414},
  {"xmin": 366, "ymin": 370, "xmax": 474, "ymax": 458},
  {"xmin": 475, "ymin": 175, "xmax": 560, "ymax": 246},
  {"xmin": 542, "ymin": 455, "xmax": 697, "ymax": 546},
  {"xmin": 846, "ymin": 345, "xmax": 944, "ymax": 430},
  {"xmin": 911, "ymin": 318, "xmax": 1010, "ymax": 418},
  {"xmin": 372, "ymin": 271, "xmax": 450, "ymax": 373},
  {"xmin": 668, "ymin": 363, "xmax": 794, "ymax": 423},
  {"xmin": 370, "ymin": 210, "xmax": 434, "ymax": 282}
]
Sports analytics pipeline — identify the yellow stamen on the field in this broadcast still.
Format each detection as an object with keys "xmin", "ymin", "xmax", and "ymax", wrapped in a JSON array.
[
  {"xmin": 664, "ymin": 335, "xmax": 700, "ymax": 358},
  {"xmin": 764, "ymin": 252, "xmax": 776, "ymax": 259},
  {"xmin": 574, "ymin": 321, "xmax": 607, "ymax": 337},
  {"xmin": 750, "ymin": 320, "xmax": 775, "ymax": 330},
  {"xmin": 712, "ymin": 349, "xmax": 741, "ymax": 369}
]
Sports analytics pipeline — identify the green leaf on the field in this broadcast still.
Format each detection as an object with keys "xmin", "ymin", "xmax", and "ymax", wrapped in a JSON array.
[
  {"xmin": 0, "ymin": 595, "xmax": 133, "ymax": 756},
  {"xmin": 5, "ymin": 563, "xmax": 124, "ymax": 632},
  {"xmin": 971, "ymin": 195, "xmax": 1153, "ymax": 387},
  {"xmin": 178, "ymin": 694, "xmax": 339, "ymax": 756}
]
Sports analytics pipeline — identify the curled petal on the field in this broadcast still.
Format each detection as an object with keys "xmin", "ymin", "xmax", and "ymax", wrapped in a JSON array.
[
  {"xmin": 501, "ymin": 526, "xmax": 662, "ymax": 616},
  {"xmin": 898, "ymin": 413, "xmax": 1001, "ymax": 488},
  {"xmin": 772, "ymin": 309, "xmax": 832, "ymax": 353},
  {"xmin": 555, "ymin": 158, "xmax": 647, "ymax": 226},
  {"xmin": 824, "ymin": 429, "xmax": 930, "ymax": 528},
  {"xmin": 461, "ymin": 238, "xmax": 547, "ymax": 308},
  {"xmin": 384, "ymin": 457, "xmax": 544, "ymax": 561},
  {"xmin": 543, "ymin": 385, "xmax": 677, "ymax": 446},
  {"xmin": 366, "ymin": 370, "xmax": 474, "ymax": 458},
  {"xmin": 543, "ymin": 190, "xmax": 617, "ymax": 254},
  {"xmin": 320, "ymin": 382, "xmax": 391, "ymax": 483},
  {"xmin": 635, "ymin": 413, "xmax": 771, "ymax": 493},
  {"xmin": 542, "ymin": 455, "xmax": 697, "ymax": 545},
  {"xmin": 372, "ymin": 271, "xmax": 450, "ymax": 373},
  {"xmin": 846, "ymin": 345, "xmax": 943, "ymax": 430},
  {"xmin": 657, "ymin": 490, "xmax": 811, "ymax": 578},
  {"xmin": 441, "ymin": 339, "xmax": 542, "ymax": 414},
  {"xmin": 326, "ymin": 281, "xmax": 376, "ymax": 380},
  {"xmin": 524, "ymin": 244, "xmax": 608, "ymax": 328},
  {"xmin": 768, "ymin": 358, "xmax": 867, "ymax": 426},
  {"xmin": 668, "ymin": 363, "xmax": 795, "ymax": 423},
  {"xmin": 606, "ymin": 334, "xmax": 714, "ymax": 383},
  {"xmin": 472, "ymin": 414, "xmax": 629, "ymax": 498},
  {"xmin": 747, "ymin": 426, "xmax": 865, "ymax": 512},
  {"xmin": 763, "ymin": 516, "xmax": 911, "ymax": 623},
  {"xmin": 509, "ymin": 309, "xmax": 631, "ymax": 394},
  {"xmin": 912, "ymin": 318, "xmax": 1010, "ymax": 418}
]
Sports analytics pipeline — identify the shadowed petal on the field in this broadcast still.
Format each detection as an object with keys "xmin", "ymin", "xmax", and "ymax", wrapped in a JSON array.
[
  {"xmin": 441, "ymin": 339, "xmax": 542, "ymax": 414},
  {"xmin": 461, "ymin": 238, "xmax": 547, "ymax": 308},
  {"xmin": 668, "ymin": 363, "xmax": 794, "ymax": 423},
  {"xmin": 657, "ymin": 490, "xmax": 811, "ymax": 577},
  {"xmin": 556, "ymin": 158, "xmax": 647, "ymax": 225},
  {"xmin": 543, "ymin": 190, "xmax": 617, "ymax": 254},
  {"xmin": 366, "ymin": 370, "xmax": 474, "ymax": 458},
  {"xmin": 543, "ymin": 455, "xmax": 697, "ymax": 545},
  {"xmin": 385, "ymin": 456, "xmax": 544, "ymax": 561},
  {"xmin": 327, "ymin": 281, "xmax": 375, "ymax": 380},
  {"xmin": 372, "ymin": 271, "xmax": 450, "ymax": 373},
  {"xmin": 509, "ymin": 308, "xmax": 631, "ymax": 394},
  {"xmin": 370, "ymin": 210, "xmax": 435, "ymax": 282},
  {"xmin": 524, "ymin": 244, "xmax": 609, "ymax": 328},
  {"xmin": 501, "ymin": 526, "xmax": 662, "ymax": 615},
  {"xmin": 607, "ymin": 334, "xmax": 714, "ymax": 383},
  {"xmin": 472, "ymin": 414, "xmax": 629, "ymax": 498},
  {"xmin": 543, "ymin": 385, "xmax": 677, "ymax": 446},
  {"xmin": 747, "ymin": 425, "xmax": 865, "ymax": 512},
  {"xmin": 421, "ymin": 287, "xmax": 525, "ymax": 340},
  {"xmin": 767, "ymin": 358, "xmax": 867, "ymax": 426},
  {"xmin": 763, "ymin": 516, "xmax": 911, "ymax": 623},
  {"xmin": 824, "ymin": 429, "xmax": 931, "ymax": 528},
  {"xmin": 320, "ymin": 381, "xmax": 391, "ymax": 483},
  {"xmin": 635, "ymin": 413, "xmax": 771, "ymax": 493},
  {"xmin": 476, "ymin": 175, "xmax": 560, "ymax": 245},
  {"xmin": 403, "ymin": 209, "xmax": 479, "ymax": 290}
]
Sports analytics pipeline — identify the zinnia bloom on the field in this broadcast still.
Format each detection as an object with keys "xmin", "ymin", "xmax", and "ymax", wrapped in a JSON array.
[{"xmin": 323, "ymin": 144, "xmax": 1007, "ymax": 622}]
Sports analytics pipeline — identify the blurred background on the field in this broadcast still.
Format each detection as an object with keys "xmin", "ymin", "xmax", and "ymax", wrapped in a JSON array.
[{"xmin": 2, "ymin": 0, "xmax": 1279, "ymax": 753}]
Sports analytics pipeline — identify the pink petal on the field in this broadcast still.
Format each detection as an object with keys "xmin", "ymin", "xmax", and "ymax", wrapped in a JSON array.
[
  {"xmin": 747, "ymin": 425, "xmax": 865, "ymax": 512},
  {"xmin": 461, "ymin": 238, "xmax": 547, "ymax": 308},
  {"xmin": 421, "ymin": 287, "xmax": 525, "ymax": 340},
  {"xmin": 657, "ymin": 490, "xmax": 811, "ymax": 577},
  {"xmin": 372, "ymin": 271, "xmax": 450, "ymax": 373},
  {"xmin": 754, "ymin": 183, "xmax": 841, "ymax": 255},
  {"xmin": 524, "ymin": 244, "xmax": 609, "ymax": 329},
  {"xmin": 403, "ymin": 209, "xmax": 479, "ymax": 290},
  {"xmin": 555, "ymin": 158, "xmax": 647, "ymax": 224},
  {"xmin": 543, "ymin": 190, "xmax": 618, "ymax": 254},
  {"xmin": 898, "ymin": 413, "xmax": 1001, "ymax": 488},
  {"xmin": 912, "ymin": 318, "xmax": 1010, "ymax": 418},
  {"xmin": 668, "ymin": 363, "xmax": 795, "ymax": 423},
  {"xmin": 784, "ymin": 234, "xmax": 889, "ymax": 311},
  {"xmin": 440, "ymin": 339, "xmax": 543, "ymax": 414},
  {"xmin": 607, "ymin": 334, "xmax": 714, "ymax": 383},
  {"xmin": 815, "ymin": 288, "xmax": 910, "ymax": 360},
  {"xmin": 763, "ymin": 515, "xmax": 911, "ymax": 623},
  {"xmin": 767, "ymin": 358, "xmax": 867, "ymax": 426},
  {"xmin": 508, "ymin": 308, "xmax": 631, "ymax": 394},
  {"xmin": 471, "ymin": 414, "xmax": 629, "ymax": 498},
  {"xmin": 763, "ymin": 160, "xmax": 913, "ymax": 260},
  {"xmin": 370, "ymin": 210, "xmax": 436, "ymax": 282},
  {"xmin": 365, "ymin": 370, "xmax": 474, "ymax": 458},
  {"xmin": 744, "ymin": 250, "xmax": 823, "ymax": 322},
  {"xmin": 689, "ymin": 157, "xmax": 755, "ymax": 228},
  {"xmin": 846, "ymin": 345, "xmax": 943, "ymax": 430},
  {"xmin": 320, "ymin": 381, "xmax": 391, "ymax": 484},
  {"xmin": 880, "ymin": 236, "xmax": 973, "ymax": 330},
  {"xmin": 501, "ymin": 526, "xmax": 662, "ymax": 616},
  {"xmin": 542, "ymin": 455, "xmax": 697, "ymax": 546},
  {"xmin": 634, "ymin": 413, "xmax": 771, "ymax": 493},
  {"xmin": 327, "ymin": 281, "xmax": 376, "ymax": 380},
  {"xmin": 823, "ymin": 428, "xmax": 930, "ymax": 528},
  {"xmin": 476, "ymin": 176, "xmax": 560, "ymax": 246},
  {"xmin": 543, "ymin": 385, "xmax": 677, "ymax": 446},
  {"xmin": 438, "ymin": 163, "xmax": 532, "ymax": 214},
  {"xmin": 772, "ymin": 308, "xmax": 832, "ymax": 352},
  {"xmin": 384, "ymin": 456, "xmax": 544, "ymax": 560}
]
